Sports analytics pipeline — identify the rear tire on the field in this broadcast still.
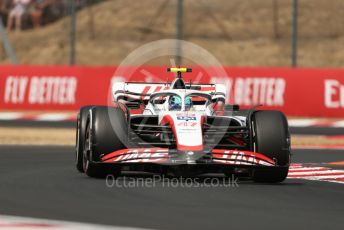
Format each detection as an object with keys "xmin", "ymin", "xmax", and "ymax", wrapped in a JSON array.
[
  {"xmin": 251, "ymin": 110, "xmax": 290, "ymax": 183},
  {"xmin": 83, "ymin": 106, "xmax": 128, "ymax": 178},
  {"xmin": 75, "ymin": 106, "xmax": 94, "ymax": 173}
]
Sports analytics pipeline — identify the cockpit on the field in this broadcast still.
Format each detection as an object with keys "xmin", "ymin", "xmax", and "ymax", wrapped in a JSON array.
[{"xmin": 149, "ymin": 92, "xmax": 212, "ymax": 112}]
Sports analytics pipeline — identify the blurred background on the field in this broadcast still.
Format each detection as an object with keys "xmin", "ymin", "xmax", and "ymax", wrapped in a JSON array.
[{"xmin": 0, "ymin": 0, "xmax": 343, "ymax": 67}]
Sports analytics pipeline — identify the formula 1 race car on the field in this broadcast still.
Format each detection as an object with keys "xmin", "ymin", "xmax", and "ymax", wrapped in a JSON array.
[{"xmin": 75, "ymin": 68, "xmax": 291, "ymax": 182}]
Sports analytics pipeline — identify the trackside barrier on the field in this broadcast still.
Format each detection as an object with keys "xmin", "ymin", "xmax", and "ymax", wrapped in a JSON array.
[{"xmin": 1, "ymin": 65, "xmax": 344, "ymax": 117}]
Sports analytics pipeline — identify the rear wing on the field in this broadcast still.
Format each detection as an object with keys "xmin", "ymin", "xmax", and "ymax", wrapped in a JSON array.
[{"xmin": 112, "ymin": 82, "xmax": 227, "ymax": 103}]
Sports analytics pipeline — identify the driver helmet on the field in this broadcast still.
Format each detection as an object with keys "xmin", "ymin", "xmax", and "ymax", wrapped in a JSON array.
[
  {"xmin": 185, "ymin": 96, "xmax": 193, "ymax": 111},
  {"xmin": 169, "ymin": 96, "xmax": 182, "ymax": 111}
]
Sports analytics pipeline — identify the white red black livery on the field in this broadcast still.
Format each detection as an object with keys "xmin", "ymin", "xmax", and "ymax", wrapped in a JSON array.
[{"xmin": 75, "ymin": 68, "xmax": 291, "ymax": 182}]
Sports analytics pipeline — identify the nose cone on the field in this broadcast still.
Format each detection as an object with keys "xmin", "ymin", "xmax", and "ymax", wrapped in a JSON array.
[{"xmin": 160, "ymin": 113, "xmax": 205, "ymax": 151}]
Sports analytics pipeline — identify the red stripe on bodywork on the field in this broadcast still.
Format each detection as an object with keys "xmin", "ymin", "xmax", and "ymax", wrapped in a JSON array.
[
  {"xmin": 153, "ymin": 86, "xmax": 162, "ymax": 93},
  {"xmin": 177, "ymin": 145, "xmax": 203, "ymax": 151},
  {"xmin": 141, "ymin": 86, "xmax": 151, "ymax": 100},
  {"xmin": 200, "ymin": 86, "xmax": 215, "ymax": 91}
]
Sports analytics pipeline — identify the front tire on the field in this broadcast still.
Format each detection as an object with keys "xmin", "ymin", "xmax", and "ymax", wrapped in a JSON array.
[
  {"xmin": 251, "ymin": 110, "xmax": 291, "ymax": 183},
  {"xmin": 83, "ymin": 106, "xmax": 128, "ymax": 178},
  {"xmin": 75, "ymin": 106, "xmax": 94, "ymax": 173}
]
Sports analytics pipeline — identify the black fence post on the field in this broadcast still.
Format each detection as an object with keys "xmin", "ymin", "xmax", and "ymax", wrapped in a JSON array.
[
  {"xmin": 69, "ymin": 0, "xmax": 76, "ymax": 65},
  {"xmin": 291, "ymin": 0, "xmax": 298, "ymax": 67},
  {"xmin": 176, "ymin": 0, "xmax": 183, "ymax": 65}
]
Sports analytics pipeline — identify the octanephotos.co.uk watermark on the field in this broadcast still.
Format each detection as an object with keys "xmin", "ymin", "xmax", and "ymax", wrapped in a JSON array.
[{"xmin": 105, "ymin": 174, "xmax": 239, "ymax": 188}]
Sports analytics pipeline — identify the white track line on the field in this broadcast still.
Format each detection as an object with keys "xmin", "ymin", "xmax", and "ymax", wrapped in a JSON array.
[
  {"xmin": 287, "ymin": 119, "xmax": 318, "ymax": 127},
  {"xmin": 0, "ymin": 214, "xmax": 150, "ymax": 230},
  {"xmin": 0, "ymin": 112, "xmax": 23, "ymax": 120},
  {"xmin": 333, "ymin": 120, "xmax": 344, "ymax": 128},
  {"xmin": 36, "ymin": 113, "xmax": 71, "ymax": 121}
]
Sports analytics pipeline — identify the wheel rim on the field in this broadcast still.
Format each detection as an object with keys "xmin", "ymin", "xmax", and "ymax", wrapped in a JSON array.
[
  {"xmin": 75, "ymin": 119, "xmax": 80, "ymax": 164},
  {"xmin": 83, "ymin": 122, "xmax": 91, "ymax": 172}
]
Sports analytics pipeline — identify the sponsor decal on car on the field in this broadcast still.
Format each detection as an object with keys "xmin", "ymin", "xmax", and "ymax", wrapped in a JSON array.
[
  {"xmin": 177, "ymin": 121, "xmax": 198, "ymax": 127},
  {"xmin": 212, "ymin": 150, "xmax": 275, "ymax": 166},
  {"xmin": 102, "ymin": 148, "xmax": 169, "ymax": 163},
  {"xmin": 177, "ymin": 116, "xmax": 196, "ymax": 121}
]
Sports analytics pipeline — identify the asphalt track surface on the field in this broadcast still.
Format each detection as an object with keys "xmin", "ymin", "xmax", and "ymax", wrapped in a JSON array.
[{"xmin": 0, "ymin": 144, "xmax": 343, "ymax": 230}]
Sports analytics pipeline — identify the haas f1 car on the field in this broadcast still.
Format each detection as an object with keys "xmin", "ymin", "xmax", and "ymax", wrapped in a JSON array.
[{"xmin": 76, "ymin": 68, "xmax": 291, "ymax": 182}]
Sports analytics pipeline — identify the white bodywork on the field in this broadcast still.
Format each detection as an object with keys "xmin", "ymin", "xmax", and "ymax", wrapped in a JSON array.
[{"xmin": 112, "ymin": 81, "xmax": 246, "ymax": 151}]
